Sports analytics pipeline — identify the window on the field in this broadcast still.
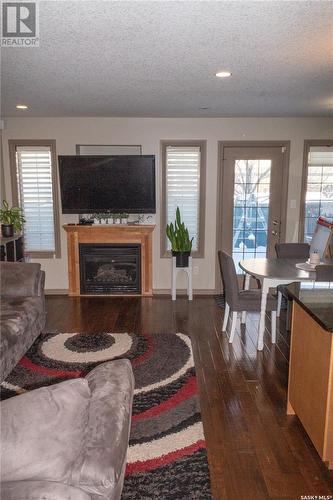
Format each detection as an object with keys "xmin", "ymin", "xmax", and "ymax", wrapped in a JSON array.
[
  {"xmin": 301, "ymin": 141, "xmax": 333, "ymax": 243},
  {"xmin": 9, "ymin": 140, "xmax": 60, "ymax": 258},
  {"xmin": 161, "ymin": 141, "xmax": 206, "ymax": 257}
]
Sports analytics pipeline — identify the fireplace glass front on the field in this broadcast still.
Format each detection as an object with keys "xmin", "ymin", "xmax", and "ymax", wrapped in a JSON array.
[{"xmin": 79, "ymin": 244, "xmax": 141, "ymax": 294}]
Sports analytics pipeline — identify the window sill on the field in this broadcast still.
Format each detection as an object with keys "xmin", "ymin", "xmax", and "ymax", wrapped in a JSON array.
[{"xmin": 25, "ymin": 251, "xmax": 61, "ymax": 259}]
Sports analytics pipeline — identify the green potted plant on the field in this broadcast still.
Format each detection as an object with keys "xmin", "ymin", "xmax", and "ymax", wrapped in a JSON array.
[
  {"xmin": 166, "ymin": 207, "xmax": 193, "ymax": 267},
  {"xmin": 120, "ymin": 213, "xmax": 129, "ymax": 224},
  {"xmin": 0, "ymin": 200, "xmax": 25, "ymax": 238}
]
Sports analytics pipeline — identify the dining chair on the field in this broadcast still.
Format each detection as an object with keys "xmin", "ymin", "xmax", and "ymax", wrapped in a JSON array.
[
  {"xmin": 275, "ymin": 243, "xmax": 310, "ymax": 318},
  {"xmin": 218, "ymin": 251, "xmax": 278, "ymax": 344},
  {"xmin": 275, "ymin": 243, "xmax": 310, "ymax": 260},
  {"xmin": 316, "ymin": 264, "xmax": 333, "ymax": 282}
]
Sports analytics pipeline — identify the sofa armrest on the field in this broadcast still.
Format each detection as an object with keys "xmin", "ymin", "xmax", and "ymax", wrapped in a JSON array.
[
  {"xmin": 1, "ymin": 480, "xmax": 92, "ymax": 500},
  {"xmin": 0, "ymin": 262, "xmax": 43, "ymax": 298},
  {"xmin": 71, "ymin": 359, "xmax": 134, "ymax": 500},
  {"xmin": 37, "ymin": 270, "xmax": 45, "ymax": 297}
]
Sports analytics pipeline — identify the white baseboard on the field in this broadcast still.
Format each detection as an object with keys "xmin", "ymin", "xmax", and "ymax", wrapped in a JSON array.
[
  {"xmin": 153, "ymin": 288, "xmax": 216, "ymax": 296},
  {"xmin": 45, "ymin": 288, "xmax": 217, "ymax": 296}
]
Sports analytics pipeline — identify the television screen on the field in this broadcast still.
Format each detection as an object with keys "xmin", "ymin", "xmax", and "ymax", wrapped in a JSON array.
[{"xmin": 58, "ymin": 155, "xmax": 156, "ymax": 214}]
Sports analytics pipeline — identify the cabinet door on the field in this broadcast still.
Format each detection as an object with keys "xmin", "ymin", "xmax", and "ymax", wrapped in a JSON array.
[
  {"xmin": 6, "ymin": 241, "xmax": 15, "ymax": 261},
  {"xmin": 288, "ymin": 302, "xmax": 333, "ymax": 459},
  {"xmin": 0, "ymin": 244, "xmax": 5, "ymax": 261},
  {"xmin": 15, "ymin": 236, "xmax": 24, "ymax": 261}
]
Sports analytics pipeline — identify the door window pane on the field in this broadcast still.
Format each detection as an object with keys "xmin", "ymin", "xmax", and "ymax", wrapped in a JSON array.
[{"xmin": 232, "ymin": 159, "xmax": 271, "ymax": 270}]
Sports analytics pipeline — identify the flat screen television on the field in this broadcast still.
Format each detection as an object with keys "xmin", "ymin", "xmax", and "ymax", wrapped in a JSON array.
[{"xmin": 58, "ymin": 155, "xmax": 156, "ymax": 214}]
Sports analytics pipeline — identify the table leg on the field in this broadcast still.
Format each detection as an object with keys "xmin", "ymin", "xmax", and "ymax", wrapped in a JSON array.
[
  {"xmin": 172, "ymin": 258, "xmax": 176, "ymax": 301},
  {"xmin": 241, "ymin": 273, "xmax": 250, "ymax": 324},
  {"xmin": 258, "ymin": 278, "xmax": 269, "ymax": 351},
  {"xmin": 188, "ymin": 260, "xmax": 193, "ymax": 301}
]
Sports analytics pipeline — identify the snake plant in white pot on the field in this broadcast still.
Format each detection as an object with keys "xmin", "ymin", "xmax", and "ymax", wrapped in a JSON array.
[{"xmin": 166, "ymin": 207, "xmax": 193, "ymax": 267}]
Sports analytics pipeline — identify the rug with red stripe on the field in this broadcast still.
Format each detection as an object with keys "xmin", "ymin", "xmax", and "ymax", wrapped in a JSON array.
[{"xmin": 1, "ymin": 331, "xmax": 212, "ymax": 499}]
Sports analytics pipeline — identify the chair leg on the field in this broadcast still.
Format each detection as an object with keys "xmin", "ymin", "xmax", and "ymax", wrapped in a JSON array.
[
  {"xmin": 271, "ymin": 310, "xmax": 277, "ymax": 344},
  {"xmin": 241, "ymin": 274, "xmax": 250, "ymax": 324},
  {"xmin": 229, "ymin": 311, "xmax": 237, "ymax": 343},
  {"xmin": 277, "ymin": 291, "xmax": 282, "ymax": 317},
  {"xmin": 222, "ymin": 302, "xmax": 230, "ymax": 331}
]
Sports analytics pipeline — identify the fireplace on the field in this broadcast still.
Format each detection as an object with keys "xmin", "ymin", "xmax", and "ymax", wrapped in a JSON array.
[{"xmin": 79, "ymin": 244, "xmax": 141, "ymax": 294}]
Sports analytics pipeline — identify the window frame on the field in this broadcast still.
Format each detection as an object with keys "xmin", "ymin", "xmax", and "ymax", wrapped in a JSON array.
[
  {"xmin": 160, "ymin": 140, "xmax": 206, "ymax": 258},
  {"xmin": 299, "ymin": 139, "xmax": 333, "ymax": 242},
  {"xmin": 8, "ymin": 139, "xmax": 61, "ymax": 259}
]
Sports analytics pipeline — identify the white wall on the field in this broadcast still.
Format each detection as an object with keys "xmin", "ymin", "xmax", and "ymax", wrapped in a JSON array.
[{"xmin": 2, "ymin": 117, "xmax": 332, "ymax": 291}]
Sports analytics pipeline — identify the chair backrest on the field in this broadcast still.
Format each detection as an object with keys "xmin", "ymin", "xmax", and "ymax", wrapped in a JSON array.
[
  {"xmin": 315, "ymin": 264, "xmax": 333, "ymax": 282},
  {"xmin": 275, "ymin": 243, "xmax": 310, "ymax": 260},
  {"xmin": 218, "ymin": 251, "xmax": 239, "ymax": 308}
]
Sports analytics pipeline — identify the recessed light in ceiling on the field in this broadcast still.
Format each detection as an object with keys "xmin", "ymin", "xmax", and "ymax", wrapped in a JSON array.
[
  {"xmin": 199, "ymin": 106, "xmax": 210, "ymax": 110},
  {"xmin": 215, "ymin": 71, "xmax": 232, "ymax": 78},
  {"xmin": 16, "ymin": 104, "xmax": 28, "ymax": 110}
]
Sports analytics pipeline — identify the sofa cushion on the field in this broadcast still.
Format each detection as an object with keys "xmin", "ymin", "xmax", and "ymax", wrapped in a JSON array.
[
  {"xmin": 0, "ymin": 296, "xmax": 45, "ymax": 382},
  {"xmin": 71, "ymin": 359, "xmax": 134, "ymax": 500},
  {"xmin": 1, "ymin": 480, "xmax": 92, "ymax": 500},
  {"xmin": 1, "ymin": 378, "xmax": 91, "ymax": 483},
  {"xmin": 1, "ymin": 262, "xmax": 42, "ymax": 298}
]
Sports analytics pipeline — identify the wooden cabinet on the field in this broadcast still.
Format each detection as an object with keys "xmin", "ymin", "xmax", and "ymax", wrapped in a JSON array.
[
  {"xmin": 0, "ymin": 234, "xmax": 24, "ymax": 262},
  {"xmin": 287, "ymin": 302, "xmax": 333, "ymax": 468}
]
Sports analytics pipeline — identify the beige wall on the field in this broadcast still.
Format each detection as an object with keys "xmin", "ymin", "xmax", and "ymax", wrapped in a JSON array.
[{"xmin": 2, "ymin": 117, "xmax": 332, "ymax": 291}]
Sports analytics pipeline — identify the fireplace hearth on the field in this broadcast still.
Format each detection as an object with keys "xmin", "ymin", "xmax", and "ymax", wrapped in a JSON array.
[{"xmin": 79, "ymin": 244, "xmax": 141, "ymax": 294}]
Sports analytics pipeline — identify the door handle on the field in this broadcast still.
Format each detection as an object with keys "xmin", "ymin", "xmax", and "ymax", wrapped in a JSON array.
[
  {"xmin": 272, "ymin": 220, "xmax": 279, "ymax": 226},
  {"xmin": 271, "ymin": 230, "xmax": 278, "ymax": 236}
]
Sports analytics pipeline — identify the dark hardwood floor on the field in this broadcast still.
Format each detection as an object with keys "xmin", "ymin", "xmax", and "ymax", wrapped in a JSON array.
[{"xmin": 45, "ymin": 295, "xmax": 333, "ymax": 499}]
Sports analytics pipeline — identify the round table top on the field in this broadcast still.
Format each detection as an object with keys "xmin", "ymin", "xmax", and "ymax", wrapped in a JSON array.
[{"xmin": 239, "ymin": 258, "xmax": 315, "ymax": 280}]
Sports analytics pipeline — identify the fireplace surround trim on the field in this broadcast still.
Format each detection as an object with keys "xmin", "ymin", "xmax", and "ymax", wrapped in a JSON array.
[{"xmin": 63, "ymin": 224, "xmax": 155, "ymax": 296}]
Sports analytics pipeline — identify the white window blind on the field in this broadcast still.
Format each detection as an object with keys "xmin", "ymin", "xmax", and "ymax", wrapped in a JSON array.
[
  {"xmin": 166, "ymin": 145, "xmax": 201, "ymax": 251},
  {"xmin": 308, "ymin": 146, "xmax": 333, "ymax": 166},
  {"xmin": 304, "ymin": 146, "xmax": 333, "ymax": 243},
  {"xmin": 15, "ymin": 145, "xmax": 56, "ymax": 254}
]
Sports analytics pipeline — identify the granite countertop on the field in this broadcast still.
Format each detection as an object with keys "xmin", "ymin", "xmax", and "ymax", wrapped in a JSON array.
[{"xmin": 287, "ymin": 282, "xmax": 333, "ymax": 332}]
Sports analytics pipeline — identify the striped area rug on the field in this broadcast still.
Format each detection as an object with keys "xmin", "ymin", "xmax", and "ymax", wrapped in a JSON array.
[{"xmin": 1, "ymin": 331, "xmax": 212, "ymax": 499}]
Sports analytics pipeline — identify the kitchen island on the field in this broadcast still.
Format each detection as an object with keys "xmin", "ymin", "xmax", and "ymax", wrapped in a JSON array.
[{"xmin": 287, "ymin": 282, "xmax": 333, "ymax": 469}]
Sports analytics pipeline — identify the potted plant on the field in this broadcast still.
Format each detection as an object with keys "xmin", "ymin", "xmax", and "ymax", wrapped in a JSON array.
[
  {"xmin": 166, "ymin": 207, "xmax": 193, "ymax": 267},
  {"xmin": 120, "ymin": 213, "xmax": 129, "ymax": 224},
  {"xmin": 0, "ymin": 200, "xmax": 25, "ymax": 238},
  {"xmin": 112, "ymin": 213, "xmax": 121, "ymax": 224}
]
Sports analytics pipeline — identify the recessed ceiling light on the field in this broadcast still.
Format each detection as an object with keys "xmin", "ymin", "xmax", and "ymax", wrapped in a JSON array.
[
  {"xmin": 199, "ymin": 106, "xmax": 210, "ymax": 110},
  {"xmin": 16, "ymin": 104, "xmax": 28, "ymax": 110},
  {"xmin": 215, "ymin": 71, "xmax": 232, "ymax": 78}
]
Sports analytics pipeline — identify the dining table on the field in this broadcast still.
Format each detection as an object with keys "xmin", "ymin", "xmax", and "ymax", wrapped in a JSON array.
[{"xmin": 238, "ymin": 258, "xmax": 316, "ymax": 350}]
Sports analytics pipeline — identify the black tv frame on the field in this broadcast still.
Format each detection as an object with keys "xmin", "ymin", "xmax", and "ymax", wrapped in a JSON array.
[{"xmin": 58, "ymin": 154, "xmax": 156, "ymax": 214}]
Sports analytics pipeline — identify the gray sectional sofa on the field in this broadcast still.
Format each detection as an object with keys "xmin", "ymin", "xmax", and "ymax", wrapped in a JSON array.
[
  {"xmin": 0, "ymin": 359, "xmax": 134, "ymax": 500},
  {"xmin": 0, "ymin": 261, "xmax": 46, "ymax": 383},
  {"xmin": 0, "ymin": 262, "xmax": 135, "ymax": 500}
]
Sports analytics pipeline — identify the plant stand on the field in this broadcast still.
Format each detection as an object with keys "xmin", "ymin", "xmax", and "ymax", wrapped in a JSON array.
[{"xmin": 171, "ymin": 256, "xmax": 193, "ymax": 301}]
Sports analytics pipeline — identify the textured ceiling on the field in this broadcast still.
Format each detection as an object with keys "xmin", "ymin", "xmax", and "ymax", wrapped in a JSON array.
[{"xmin": 2, "ymin": 0, "xmax": 333, "ymax": 117}]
